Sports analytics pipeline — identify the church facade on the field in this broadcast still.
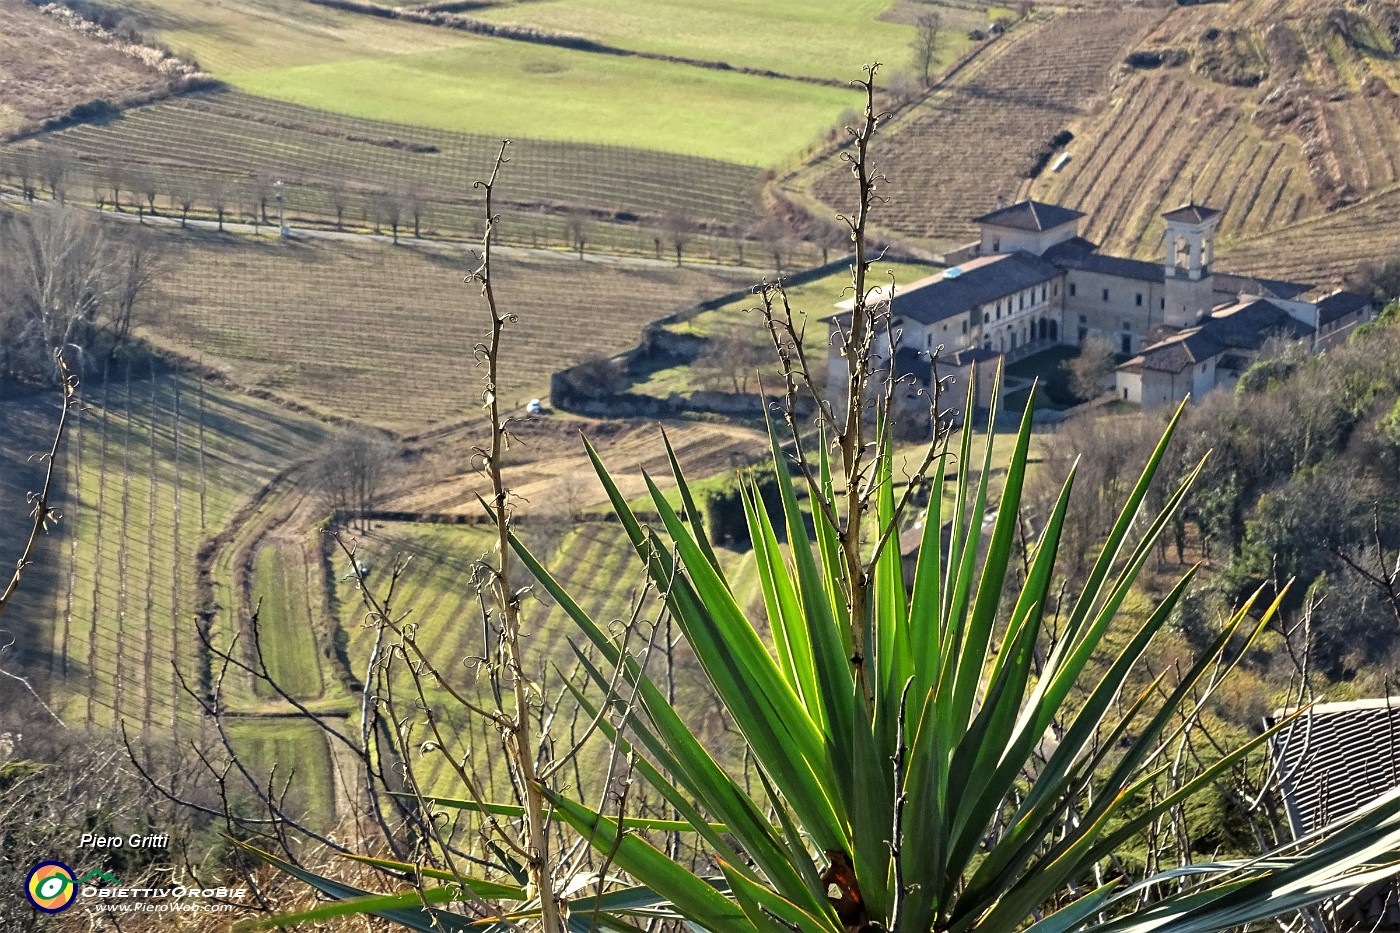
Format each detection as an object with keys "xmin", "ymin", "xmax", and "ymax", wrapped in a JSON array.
[{"xmin": 832, "ymin": 199, "xmax": 1375, "ymax": 412}]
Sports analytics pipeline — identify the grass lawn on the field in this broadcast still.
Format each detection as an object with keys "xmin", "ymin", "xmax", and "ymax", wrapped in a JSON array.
[
  {"xmin": 250, "ymin": 541, "xmax": 325, "ymax": 702},
  {"xmin": 472, "ymin": 0, "xmax": 979, "ymax": 84},
  {"xmin": 124, "ymin": 0, "xmax": 476, "ymax": 75},
  {"xmin": 224, "ymin": 719, "xmax": 339, "ymax": 824},
  {"xmin": 230, "ymin": 41, "xmax": 860, "ymax": 165}
]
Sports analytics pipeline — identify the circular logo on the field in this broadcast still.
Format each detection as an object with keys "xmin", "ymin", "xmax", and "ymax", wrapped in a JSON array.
[{"xmin": 26, "ymin": 861, "xmax": 77, "ymax": 913}]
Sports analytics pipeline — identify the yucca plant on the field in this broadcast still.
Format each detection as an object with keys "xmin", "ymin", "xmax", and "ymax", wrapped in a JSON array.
[
  {"xmin": 232, "ymin": 71, "xmax": 1400, "ymax": 933},
  {"xmin": 508, "ymin": 382, "xmax": 1400, "ymax": 933}
]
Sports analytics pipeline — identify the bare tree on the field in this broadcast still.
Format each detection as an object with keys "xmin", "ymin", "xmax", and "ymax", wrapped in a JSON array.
[
  {"xmin": 311, "ymin": 430, "xmax": 399, "ymax": 531},
  {"xmin": 0, "ymin": 209, "xmax": 118, "ymax": 380},
  {"xmin": 564, "ymin": 208, "xmax": 591, "ymax": 259},
  {"xmin": 811, "ymin": 214, "xmax": 850, "ymax": 265},
  {"xmin": 12, "ymin": 152, "xmax": 36, "ymax": 202},
  {"xmin": 663, "ymin": 207, "xmax": 693, "ymax": 266},
  {"xmin": 208, "ymin": 179, "xmax": 228, "ymax": 232},
  {"xmin": 111, "ymin": 228, "xmax": 162, "ymax": 352},
  {"xmin": 911, "ymin": 10, "xmax": 943, "ymax": 87},
  {"xmin": 751, "ymin": 210, "xmax": 794, "ymax": 276},
  {"xmin": 140, "ymin": 173, "xmax": 159, "ymax": 220},
  {"xmin": 252, "ymin": 175, "xmax": 272, "ymax": 225},
  {"xmin": 695, "ymin": 322, "xmax": 769, "ymax": 393},
  {"xmin": 39, "ymin": 151, "xmax": 67, "ymax": 204},
  {"xmin": 408, "ymin": 187, "xmax": 425, "ymax": 238},
  {"xmin": 381, "ymin": 192, "xmax": 403, "ymax": 244},
  {"xmin": 1065, "ymin": 336, "xmax": 1117, "ymax": 401},
  {"xmin": 104, "ymin": 160, "xmax": 124, "ymax": 212},
  {"xmin": 329, "ymin": 180, "xmax": 348, "ymax": 231},
  {"xmin": 173, "ymin": 182, "xmax": 195, "ymax": 228}
]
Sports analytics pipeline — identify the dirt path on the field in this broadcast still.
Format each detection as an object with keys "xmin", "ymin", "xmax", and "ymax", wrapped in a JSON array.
[{"xmin": 393, "ymin": 417, "xmax": 771, "ymax": 517}]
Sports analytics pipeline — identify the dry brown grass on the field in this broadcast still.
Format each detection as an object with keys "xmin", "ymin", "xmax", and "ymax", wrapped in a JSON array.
[
  {"xmin": 0, "ymin": 0, "xmax": 171, "ymax": 134},
  {"xmin": 142, "ymin": 226, "xmax": 760, "ymax": 429}
]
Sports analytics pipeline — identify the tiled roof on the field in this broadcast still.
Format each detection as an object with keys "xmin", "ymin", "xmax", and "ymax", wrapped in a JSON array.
[
  {"xmin": 1268, "ymin": 698, "xmax": 1400, "ymax": 837},
  {"xmin": 1214, "ymin": 272, "xmax": 1314, "ymax": 301},
  {"xmin": 1131, "ymin": 299, "xmax": 1311, "ymax": 374},
  {"xmin": 1317, "ymin": 290, "xmax": 1372, "ymax": 326},
  {"xmin": 973, "ymin": 200, "xmax": 1085, "ymax": 232},
  {"xmin": 1039, "ymin": 236, "xmax": 1099, "ymax": 263},
  {"xmin": 1163, "ymin": 204, "xmax": 1221, "ymax": 224},
  {"xmin": 938, "ymin": 346, "xmax": 1001, "ymax": 367},
  {"xmin": 890, "ymin": 252, "xmax": 1063, "ymax": 326},
  {"xmin": 1059, "ymin": 251, "xmax": 1165, "ymax": 283}
]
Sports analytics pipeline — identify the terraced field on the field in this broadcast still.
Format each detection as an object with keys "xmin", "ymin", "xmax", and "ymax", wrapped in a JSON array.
[
  {"xmin": 1033, "ymin": 73, "xmax": 1317, "ymax": 258},
  {"xmin": 803, "ymin": 8, "xmax": 1165, "ymax": 250},
  {"xmin": 145, "ymin": 228, "xmax": 762, "ymax": 428},
  {"xmin": 1033, "ymin": 0, "xmax": 1400, "ymax": 272},
  {"xmin": 1219, "ymin": 186, "xmax": 1400, "ymax": 285}
]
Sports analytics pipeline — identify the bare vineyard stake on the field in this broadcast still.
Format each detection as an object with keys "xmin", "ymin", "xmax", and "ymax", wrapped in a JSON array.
[
  {"xmin": 143, "ymin": 357, "xmax": 158, "ymax": 733},
  {"xmin": 171, "ymin": 373, "xmax": 183, "ymax": 744},
  {"xmin": 115, "ymin": 359, "xmax": 133, "ymax": 720},
  {"xmin": 61, "ymin": 379, "xmax": 82, "ymax": 677},
  {"xmin": 87, "ymin": 358, "xmax": 112, "ymax": 728}
]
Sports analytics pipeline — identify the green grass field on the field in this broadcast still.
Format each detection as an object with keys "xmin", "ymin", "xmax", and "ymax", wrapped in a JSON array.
[
  {"xmin": 49, "ymin": 369, "xmax": 329, "ymax": 731},
  {"xmin": 251, "ymin": 540, "xmax": 326, "ymax": 702},
  {"xmin": 472, "ymin": 0, "xmax": 981, "ymax": 84},
  {"xmin": 333, "ymin": 518, "xmax": 765, "ymax": 797},
  {"xmin": 224, "ymin": 718, "xmax": 339, "ymax": 822},
  {"xmin": 231, "ymin": 40, "xmax": 860, "ymax": 165}
]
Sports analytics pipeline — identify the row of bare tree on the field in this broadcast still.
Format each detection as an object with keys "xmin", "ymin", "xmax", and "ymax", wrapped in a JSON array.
[{"xmin": 1, "ymin": 151, "xmax": 836, "ymax": 265}]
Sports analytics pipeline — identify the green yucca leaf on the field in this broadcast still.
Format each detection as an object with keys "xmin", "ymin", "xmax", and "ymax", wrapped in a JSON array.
[
  {"xmin": 513, "ymin": 535, "xmax": 811, "ymax": 898},
  {"xmin": 764, "ymin": 421, "xmax": 857, "ymax": 816},
  {"xmin": 815, "ymin": 433, "xmax": 849, "ymax": 633},
  {"xmin": 661, "ymin": 426, "xmax": 723, "ymax": 577},
  {"xmin": 228, "ymin": 841, "xmax": 487, "ymax": 933},
  {"xmin": 745, "ymin": 478, "xmax": 821, "ymax": 719},
  {"xmin": 538, "ymin": 788, "xmax": 751, "ymax": 933},
  {"xmin": 720, "ymin": 860, "xmax": 842, "ymax": 933},
  {"xmin": 946, "ymin": 383, "xmax": 1035, "ymax": 742},
  {"xmin": 338, "ymin": 853, "xmax": 527, "ymax": 898},
  {"xmin": 906, "ymin": 449, "xmax": 947, "ymax": 704},
  {"xmin": 642, "ymin": 470, "xmax": 844, "ymax": 849},
  {"xmin": 872, "ymin": 414, "xmax": 912, "ymax": 758}
]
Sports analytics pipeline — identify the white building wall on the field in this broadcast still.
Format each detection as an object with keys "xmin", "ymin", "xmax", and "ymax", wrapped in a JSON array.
[
  {"xmin": 979, "ymin": 223, "xmax": 1078, "ymax": 257},
  {"xmin": 1191, "ymin": 358, "xmax": 1218, "ymax": 399},
  {"xmin": 968, "ymin": 278, "xmax": 1065, "ymax": 352},
  {"xmin": 1064, "ymin": 270, "xmax": 1165, "ymax": 353}
]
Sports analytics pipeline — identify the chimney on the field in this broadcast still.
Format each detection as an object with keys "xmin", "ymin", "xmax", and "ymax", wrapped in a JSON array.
[{"xmin": 994, "ymin": 194, "xmax": 1008, "ymax": 211}]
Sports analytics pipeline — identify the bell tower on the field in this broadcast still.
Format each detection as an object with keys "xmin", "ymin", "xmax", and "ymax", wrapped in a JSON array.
[{"xmin": 1162, "ymin": 204, "xmax": 1221, "ymax": 328}]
